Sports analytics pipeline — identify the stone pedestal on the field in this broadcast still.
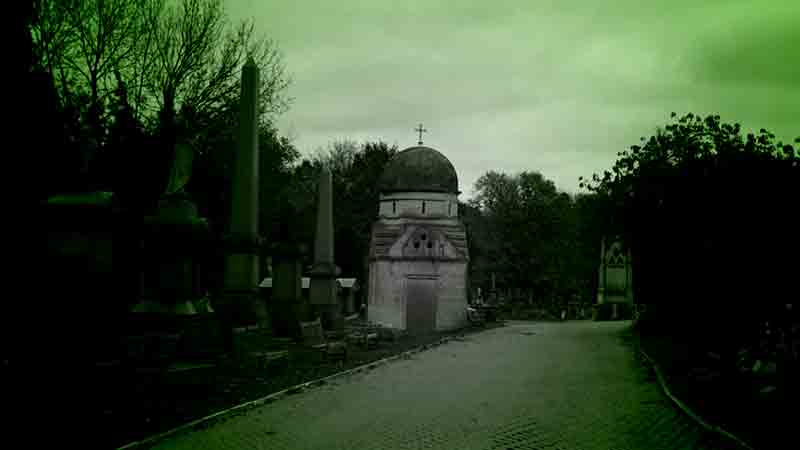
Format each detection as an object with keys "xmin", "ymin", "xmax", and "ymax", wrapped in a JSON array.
[
  {"xmin": 133, "ymin": 196, "xmax": 211, "ymax": 314},
  {"xmin": 269, "ymin": 244, "xmax": 305, "ymax": 337},
  {"xmin": 310, "ymin": 262, "xmax": 342, "ymax": 330},
  {"xmin": 129, "ymin": 195, "xmax": 223, "ymax": 358}
]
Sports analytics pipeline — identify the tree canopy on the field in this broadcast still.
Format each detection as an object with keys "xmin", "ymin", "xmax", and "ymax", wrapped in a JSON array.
[
  {"xmin": 581, "ymin": 112, "xmax": 798, "ymax": 342},
  {"xmin": 466, "ymin": 170, "xmax": 596, "ymax": 305},
  {"xmin": 274, "ymin": 140, "xmax": 398, "ymax": 285},
  {"xmin": 33, "ymin": 0, "xmax": 292, "ymax": 206}
]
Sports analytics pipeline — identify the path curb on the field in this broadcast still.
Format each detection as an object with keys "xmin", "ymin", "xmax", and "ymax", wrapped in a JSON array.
[
  {"xmin": 117, "ymin": 331, "xmax": 478, "ymax": 450},
  {"xmin": 638, "ymin": 349, "xmax": 756, "ymax": 450}
]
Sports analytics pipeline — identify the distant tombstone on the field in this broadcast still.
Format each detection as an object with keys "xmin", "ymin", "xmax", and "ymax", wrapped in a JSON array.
[
  {"xmin": 309, "ymin": 168, "xmax": 342, "ymax": 330},
  {"xmin": 263, "ymin": 241, "xmax": 305, "ymax": 337},
  {"xmin": 596, "ymin": 237, "xmax": 634, "ymax": 319}
]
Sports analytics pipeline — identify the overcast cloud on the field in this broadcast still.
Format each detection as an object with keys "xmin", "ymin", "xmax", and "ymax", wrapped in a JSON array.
[{"xmin": 227, "ymin": 0, "xmax": 799, "ymax": 198}]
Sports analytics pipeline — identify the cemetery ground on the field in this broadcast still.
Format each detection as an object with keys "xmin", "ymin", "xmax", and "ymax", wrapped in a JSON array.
[
  {"xmin": 96, "ymin": 318, "xmax": 506, "ymax": 449},
  {"xmin": 93, "ymin": 310, "xmax": 785, "ymax": 450},
  {"xmin": 121, "ymin": 320, "xmax": 748, "ymax": 450}
]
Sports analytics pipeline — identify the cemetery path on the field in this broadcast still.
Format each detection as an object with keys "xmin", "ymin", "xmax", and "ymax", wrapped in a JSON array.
[{"xmin": 150, "ymin": 321, "xmax": 742, "ymax": 450}]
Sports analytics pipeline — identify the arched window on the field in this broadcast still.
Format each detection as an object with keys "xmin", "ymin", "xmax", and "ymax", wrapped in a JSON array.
[
  {"xmin": 422, "ymin": 201, "xmax": 426, "ymax": 214},
  {"xmin": 448, "ymin": 202, "xmax": 452, "ymax": 216},
  {"xmin": 392, "ymin": 200, "xmax": 396, "ymax": 214}
]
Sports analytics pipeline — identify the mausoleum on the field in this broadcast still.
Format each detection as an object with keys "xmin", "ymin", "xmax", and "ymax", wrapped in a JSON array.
[{"xmin": 367, "ymin": 144, "xmax": 469, "ymax": 333}]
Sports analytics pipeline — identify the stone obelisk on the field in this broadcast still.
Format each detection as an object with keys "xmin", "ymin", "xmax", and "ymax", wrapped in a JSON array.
[
  {"xmin": 309, "ymin": 168, "xmax": 342, "ymax": 330},
  {"xmin": 220, "ymin": 57, "xmax": 264, "ymax": 353}
]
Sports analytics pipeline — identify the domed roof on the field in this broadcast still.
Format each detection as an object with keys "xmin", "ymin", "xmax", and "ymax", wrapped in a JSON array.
[{"xmin": 378, "ymin": 146, "xmax": 459, "ymax": 194}]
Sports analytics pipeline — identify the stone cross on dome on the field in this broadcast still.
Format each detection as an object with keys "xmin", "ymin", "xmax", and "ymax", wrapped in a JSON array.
[{"xmin": 415, "ymin": 123, "xmax": 427, "ymax": 145}]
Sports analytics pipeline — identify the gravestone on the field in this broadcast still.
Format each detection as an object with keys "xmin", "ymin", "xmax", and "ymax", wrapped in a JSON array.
[
  {"xmin": 129, "ymin": 190, "xmax": 221, "ymax": 359},
  {"xmin": 133, "ymin": 196, "xmax": 211, "ymax": 314},
  {"xmin": 124, "ymin": 115, "xmax": 221, "ymax": 358},
  {"xmin": 266, "ymin": 241, "xmax": 306, "ymax": 337},
  {"xmin": 219, "ymin": 58, "xmax": 267, "ymax": 352},
  {"xmin": 309, "ymin": 168, "xmax": 342, "ymax": 330},
  {"xmin": 596, "ymin": 237, "xmax": 634, "ymax": 320}
]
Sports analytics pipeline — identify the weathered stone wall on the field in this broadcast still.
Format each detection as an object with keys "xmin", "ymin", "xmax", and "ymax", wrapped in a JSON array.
[
  {"xmin": 368, "ymin": 260, "xmax": 405, "ymax": 328},
  {"xmin": 368, "ymin": 259, "xmax": 468, "ymax": 331},
  {"xmin": 378, "ymin": 192, "xmax": 459, "ymax": 219},
  {"xmin": 435, "ymin": 261, "xmax": 468, "ymax": 330}
]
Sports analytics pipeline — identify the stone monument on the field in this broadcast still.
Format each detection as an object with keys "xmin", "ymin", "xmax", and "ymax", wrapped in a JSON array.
[
  {"xmin": 219, "ymin": 58, "xmax": 266, "ymax": 352},
  {"xmin": 367, "ymin": 137, "xmax": 469, "ymax": 333},
  {"xmin": 596, "ymin": 237, "xmax": 634, "ymax": 320},
  {"xmin": 124, "ymin": 110, "xmax": 221, "ymax": 359},
  {"xmin": 309, "ymin": 168, "xmax": 342, "ymax": 330},
  {"xmin": 267, "ymin": 236, "xmax": 306, "ymax": 338},
  {"xmin": 129, "ymin": 118, "xmax": 214, "ymax": 317}
]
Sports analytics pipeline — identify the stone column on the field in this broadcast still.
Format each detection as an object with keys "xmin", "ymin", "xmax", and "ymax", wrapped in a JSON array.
[
  {"xmin": 309, "ymin": 168, "xmax": 342, "ymax": 330},
  {"xmin": 220, "ymin": 58, "xmax": 264, "ymax": 352}
]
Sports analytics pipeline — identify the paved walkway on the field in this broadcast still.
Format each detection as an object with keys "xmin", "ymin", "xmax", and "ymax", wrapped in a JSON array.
[{"xmin": 152, "ymin": 321, "xmax": 740, "ymax": 450}]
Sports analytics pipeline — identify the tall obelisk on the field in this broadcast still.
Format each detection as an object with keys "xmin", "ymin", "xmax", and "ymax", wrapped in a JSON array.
[
  {"xmin": 309, "ymin": 167, "xmax": 342, "ymax": 330},
  {"xmin": 220, "ymin": 57, "xmax": 264, "ymax": 353}
]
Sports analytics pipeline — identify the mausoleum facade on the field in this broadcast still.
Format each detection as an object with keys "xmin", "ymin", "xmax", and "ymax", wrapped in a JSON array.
[{"xmin": 367, "ymin": 146, "xmax": 469, "ymax": 333}]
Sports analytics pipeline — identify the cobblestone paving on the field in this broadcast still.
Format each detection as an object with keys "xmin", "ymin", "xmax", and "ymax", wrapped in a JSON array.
[{"xmin": 152, "ymin": 321, "xmax": 744, "ymax": 450}]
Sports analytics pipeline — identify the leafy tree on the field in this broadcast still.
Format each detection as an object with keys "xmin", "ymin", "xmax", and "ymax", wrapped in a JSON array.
[
  {"xmin": 459, "ymin": 201, "xmax": 490, "ymax": 296},
  {"xmin": 581, "ymin": 112, "xmax": 798, "ymax": 350},
  {"xmin": 468, "ymin": 170, "xmax": 587, "ymax": 307}
]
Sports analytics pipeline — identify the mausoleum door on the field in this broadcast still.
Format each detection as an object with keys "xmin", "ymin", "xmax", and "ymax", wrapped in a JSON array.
[{"xmin": 405, "ymin": 277, "xmax": 437, "ymax": 334}]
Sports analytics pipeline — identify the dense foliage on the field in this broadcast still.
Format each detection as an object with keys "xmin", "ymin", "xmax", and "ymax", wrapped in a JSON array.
[
  {"xmin": 285, "ymin": 141, "xmax": 399, "ymax": 284},
  {"xmin": 465, "ymin": 171, "xmax": 601, "ymax": 309},
  {"xmin": 582, "ymin": 112, "xmax": 799, "ymax": 355}
]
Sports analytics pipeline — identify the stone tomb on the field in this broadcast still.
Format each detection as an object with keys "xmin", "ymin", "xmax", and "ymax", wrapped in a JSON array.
[
  {"xmin": 596, "ymin": 238, "xmax": 634, "ymax": 319},
  {"xmin": 367, "ymin": 145, "xmax": 469, "ymax": 333}
]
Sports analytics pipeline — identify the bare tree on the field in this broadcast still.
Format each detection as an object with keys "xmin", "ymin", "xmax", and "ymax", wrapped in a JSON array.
[
  {"xmin": 30, "ymin": 0, "xmax": 82, "ymax": 105},
  {"xmin": 144, "ymin": 0, "xmax": 290, "ymax": 132},
  {"xmin": 310, "ymin": 139, "xmax": 359, "ymax": 174},
  {"xmin": 31, "ymin": 0, "xmax": 292, "ymax": 188},
  {"xmin": 184, "ymin": 20, "xmax": 291, "ymax": 129},
  {"xmin": 66, "ymin": 0, "xmax": 141, "ymax": 106},
  {"xmin": 31, "ymin": 0, "xmax": 290, "ymax": 130},
  {"xmin": 32, "ymin": 0, "xmax": 146, "ymax": 160}
]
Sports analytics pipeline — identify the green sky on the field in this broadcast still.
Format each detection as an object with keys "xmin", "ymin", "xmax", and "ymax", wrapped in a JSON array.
[{"xmin": 227, "ymin": 0, "xmax": 798, "ymax": 198}]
